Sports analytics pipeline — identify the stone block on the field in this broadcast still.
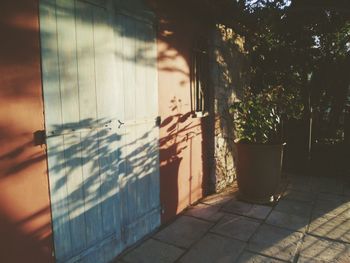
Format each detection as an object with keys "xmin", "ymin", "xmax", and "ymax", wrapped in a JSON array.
[
  {"xmin": 211, "ymin": 214, "xmax": 260, "ymax": 241},
  {"xmin": 275, "ymin": 199, "xmax": 312, "ymax": 218},
  {"xmin": 248, "ymin": 224, "xmax": 303, "ymax": 262},
  {"xmin": 266, "ymin": 210, "xmax": 309, "ymax": 232},
  {"xmin": 184, "ymin": 203, "xmax": 225, "ymax": 222},
  {"xmin": 154, "ymin": 216, "xmax": 212, "ymax": 248},
  {"xmin": 178, "ymin": 233, "xmax": 245, "ymax": 263},
  {"xmin": 237, "ymin": 251, "xmax": 286, "ymax": 263},
  {"xmin": 299, "ymin": 235, "xmax": 350, "ymax": 262},
  {"xmin": 223, "ymin": 200, "xmax": 272, "ymax": 220},
  {"xmin": 308, "ymin": 214, "xmax": 350, "ymax": 243},
  {"xmin": 122, "ymin": 239, "xmax": 184, "ymax": 263}
]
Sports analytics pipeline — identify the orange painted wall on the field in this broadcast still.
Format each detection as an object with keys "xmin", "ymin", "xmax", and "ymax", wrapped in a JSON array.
[
  {"xmin": 157, "ymin": 15, "xmax": 212, "ymax": 223},
  {"xmin": 0, "ymin": 1, "xmax": 54, "ymax": 262}
]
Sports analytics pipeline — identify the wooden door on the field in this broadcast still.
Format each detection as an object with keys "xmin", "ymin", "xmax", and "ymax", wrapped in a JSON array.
[{"xmin": 40, "ymin": 0, "xmax": 159, "ymax": 262}]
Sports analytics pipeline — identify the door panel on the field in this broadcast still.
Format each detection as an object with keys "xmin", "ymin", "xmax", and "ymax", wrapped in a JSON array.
[
  {"xmin": 117, "ymin": 12, "xmax": 160, "ymax": 246},
  {"xmin": 56, "ymin": 0, "xmax": 80, "ymax": 127},
  {"xmin": 75, "ymin": 1, "xmax": 98, "ymax": 122},
  {"xmin": 40, "ymin": 0, "xmax": 159, "ymax": 262}
]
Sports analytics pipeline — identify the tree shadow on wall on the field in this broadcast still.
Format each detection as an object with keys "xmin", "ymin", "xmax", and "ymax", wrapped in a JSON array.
[
  {"xmin": 45, "ymin": 118, "xmax": 160, "ymax": 262},
  {"xmin": 159, "ymin": 97, "xmax": 204, "ymax": 222}
]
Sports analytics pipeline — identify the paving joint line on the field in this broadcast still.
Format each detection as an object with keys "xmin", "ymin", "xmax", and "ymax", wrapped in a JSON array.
[
  {"xmin": 234, "ymin": 181, "xmax": 291, "ymax": 262},
  {"xmin": 293, "ymin": 179, "xmax": 324, "ymax": 263},
  {"xmin": 242, "ymin": 248, "xmax": 291, "ymax": 263},
  {"xmin": 174, "ymin": 205, "xmax": 252, "ymax": 263},
  {"xmin": 305, "ymin": 232, "xmax": 350, "ymax": 245}
]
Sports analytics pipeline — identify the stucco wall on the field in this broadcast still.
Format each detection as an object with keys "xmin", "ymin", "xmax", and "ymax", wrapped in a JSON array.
[
  {"xmin": 209, "ymin": 24, "xmax": 250, "ymax": 192},
  {"xmin": 157, "ymin": 15, "xmax": 212, "ymax": 223},
  {"xmin": 0, "ymin": 1, "xmax": 53, "ymax": 262}
]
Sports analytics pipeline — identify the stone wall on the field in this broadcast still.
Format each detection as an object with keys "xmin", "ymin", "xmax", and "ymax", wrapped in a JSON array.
[{"xmin": 209, "ymin": 24, "xmax": 250, "ymax": 192}]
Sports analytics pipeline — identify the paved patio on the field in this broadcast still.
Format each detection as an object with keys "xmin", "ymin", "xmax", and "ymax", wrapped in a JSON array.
[{"xmin": 115, "ymin": 173, "xmax": 350, "ymax": 263}]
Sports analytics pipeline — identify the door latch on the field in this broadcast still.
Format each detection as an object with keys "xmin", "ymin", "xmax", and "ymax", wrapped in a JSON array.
[
  {"xmin": 33, "ymin": 130, "xmax": 46, "ymax": 146},
  {"xmin": 155, "ymin": 116, "xmax": 161, "ymax": 127}
]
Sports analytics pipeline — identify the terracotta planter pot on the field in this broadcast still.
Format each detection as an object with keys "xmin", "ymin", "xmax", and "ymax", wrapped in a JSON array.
[{"xmin": 235, "ymin": 142, "xmax": 284, "ymax": 204}]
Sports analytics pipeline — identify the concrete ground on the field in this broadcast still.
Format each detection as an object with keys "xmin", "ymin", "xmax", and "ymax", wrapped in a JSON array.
[{"xmin": 116, "ymin": 173, "xmax": 350, "ymax": 263}]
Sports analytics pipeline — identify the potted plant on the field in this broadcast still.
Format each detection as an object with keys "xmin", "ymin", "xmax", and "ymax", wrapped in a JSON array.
[{"xmin": 230, "ymin": 86, "xmax": 303, "ymax": 203}]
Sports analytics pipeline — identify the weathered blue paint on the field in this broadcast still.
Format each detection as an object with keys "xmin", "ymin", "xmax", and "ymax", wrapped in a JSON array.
[{"xmin": 40, "ymin": 0, "xmax": 160, "ymax": 262}]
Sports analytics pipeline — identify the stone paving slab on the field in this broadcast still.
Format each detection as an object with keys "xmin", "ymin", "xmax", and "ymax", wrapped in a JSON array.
[
  {"xmin": 281, "ymin": 189, "xmax": 315, "ymax": 203},
  {"xmin": 287, "ymin": 176, "xmax": 312, "ymax": 193},
  {"xmin": 287, "ymin": 183, "xmax": 312, "ymax": 193},
  {"xmin": 286, "ymin": 174, "xmax": 312, "ymax": 184},
  {"xmin": 177, "ymin": 233, "xmax": 245, "ymax": 263},
  {"xmin": 200, "ymin": 191, "xmax": 235, "ymax": 206},
  {"xmin": 154, "ymin": 216, "xmax": 212, "ymax": 248},
  {"xmin": 296, "ymin": 256, "xmax": 328, "ymax": 263},
  {"xmin": 343, "ymin": 180, "xmax": 350, "ymax": 196},
  {"xmin": 299, "ymin": 235, "xmax": 350, "ymax": 262},
  {"xmin": 115, "ymin": 173, "xmax": 350, "ymax": 263},
  {"xmin": 222, "ymin": 200, "xmax": 272, "ymax": 220},
  {"xmin": 236, "ymin": 251, "xmax": 287, "ymax": 263},
  {"xmin": 310, "ymin": 176, "xmax": 343, "ymax": 195},
  {"xmin": 184, "ymin": 203, "xmax": 225, "ymax": 222},
  {"xmin": 122, "ymin": 239, "xmax": 184, "ymax": 263},
  {"xmin": 210, "ymin": 214, "xmax": 261, "ymax": 241},
  {"xmin": 266, "ymin": 210, "xmax": 309, "ymax": 232},
  {"xmin": 312, "ymin": 198, "xmax": 350, "ymax": 218},
  {"xmin": 317, "ymin": 192, "xmax": 344, "ymax": 202},
  {"xmin": 274, "ymin": 199, "xmax": 313, "ymax": 218},
  {"xmin": 248, "ymin": 224, "xmax": 303, "ymax": 262},
  {"xmin": 308, "ymin": 214, "xmax": 350, "ymax": 243}
]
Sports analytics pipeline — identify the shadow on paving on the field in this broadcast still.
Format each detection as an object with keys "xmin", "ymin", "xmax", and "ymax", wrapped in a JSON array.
[{"xmin": 116, "ymin": 172, "xmax": 350, "ymax": 263}]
